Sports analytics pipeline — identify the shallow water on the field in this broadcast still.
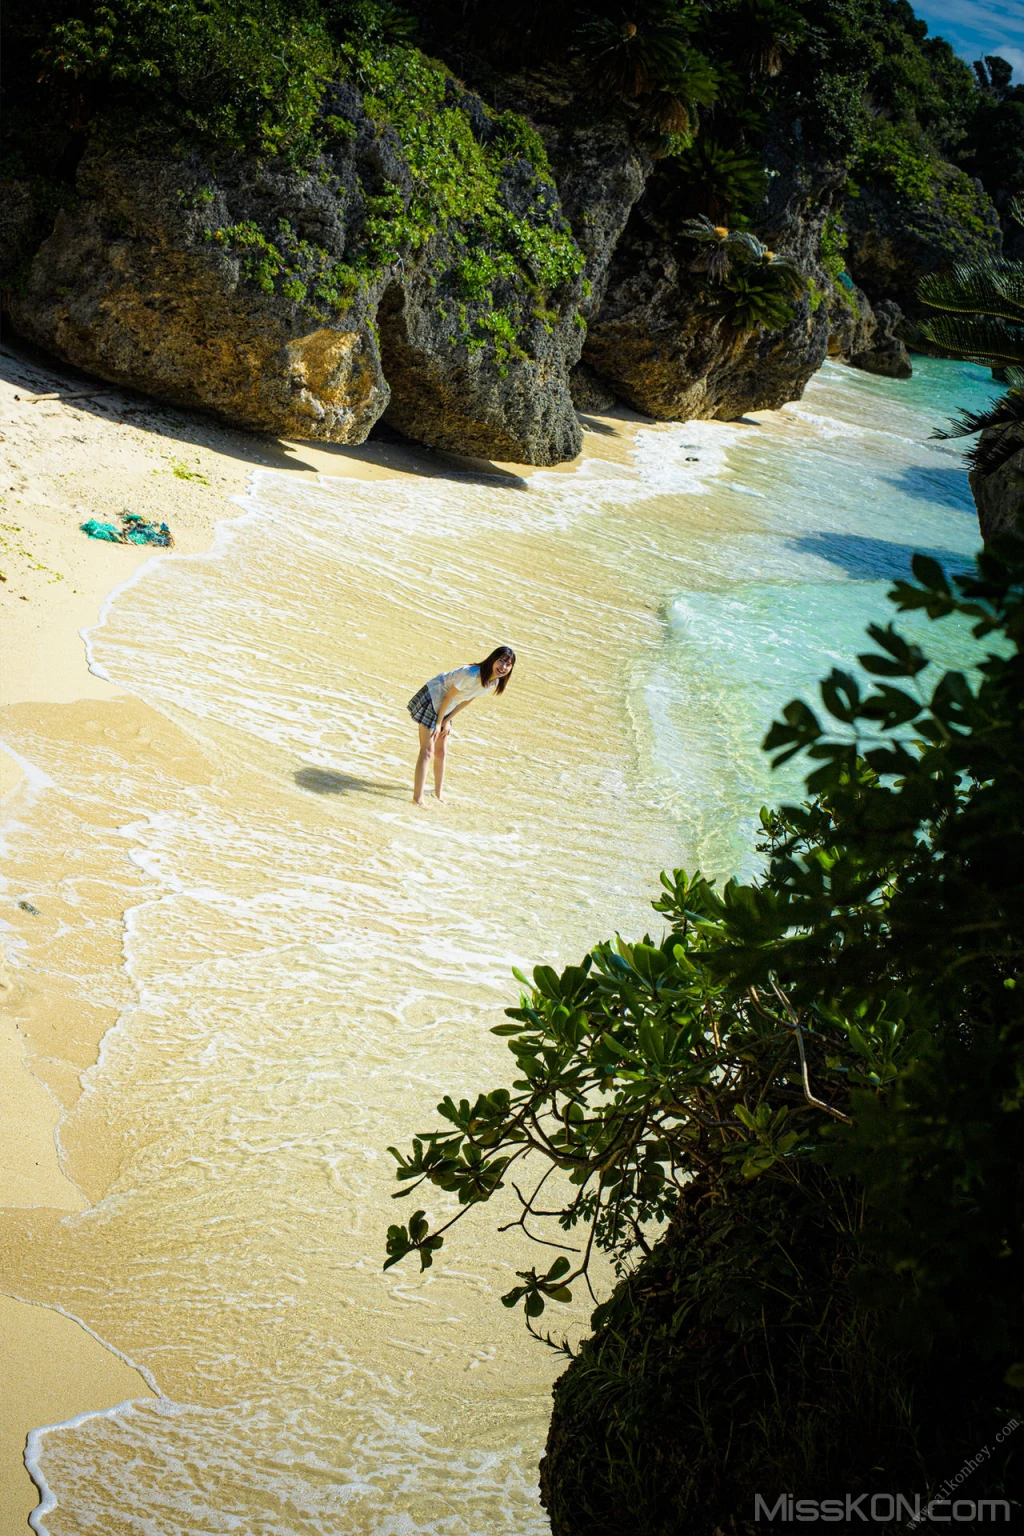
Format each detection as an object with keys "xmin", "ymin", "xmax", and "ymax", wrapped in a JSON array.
[{"xmin": 0, "ymin": 357, "xmax": 997, "ymax": 1534}]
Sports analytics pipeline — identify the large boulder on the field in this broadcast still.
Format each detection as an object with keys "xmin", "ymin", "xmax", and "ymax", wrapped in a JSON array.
[
  {"xmin": 970, "ymin": 427, "xmax": 1024, "ymax": 542},
  {"xmin": 827, "ymin": 284, "xmax": 912, "ymax": 378},
  {"xmin": 9, "ymin": 147, "xmax": 389, "ymax": 442},
  {"xmin": 582, "ymin": 133, "xmax": 845, "ymax": 421},
  {"xmin": 826, "ymin": 278, "xmax": 876, "ymax": 361},
  {"xmin": 6, "ymin": 76, "xmax": 591, "ymax": 464},
  {"xmin": 376, "ymin": 71, "xmax": 651, "ymax": 446},
  {"xmin": 845, "ymin": 298, "xmax": 913, "ymax": 379}
]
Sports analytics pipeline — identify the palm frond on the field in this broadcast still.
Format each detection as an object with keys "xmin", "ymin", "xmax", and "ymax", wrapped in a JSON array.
[
  {"xmin": 919, "ymin": 227, "xmax": 1024, "ymax": 479},
  {"xmin": 919, "ymin": 315, "xmax": 1024, "ymax": 368},
  {"xmin": 761, "ymin": 255, "xmax": 804, "ymax": 294},
  {"xmin": 918, "ymin": 264, "xmax": 1024, "ymax": 325},
  {"xmin": 968, "ymin": 424, "xmax": 1024, "ymax": 476},
  {"xmin": 932, "ymin": 388, "xmax": 1024, "ymax": 442},
  {"xmin": 678, "ymin": 219, "xmax": 775, "ymax": 279},
  {"xmin": 678, "ymin": 216, "xmax": 726, "ymax": 242},
  {"xmin": 932, "ymin": 389, "xmax": 1024, "ymax": 474}
]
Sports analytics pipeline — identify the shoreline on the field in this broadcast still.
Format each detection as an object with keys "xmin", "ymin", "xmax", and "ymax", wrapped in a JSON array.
[{"xmin": 0, "ymin": 338, "xmax": 647, "ymax": 1532}]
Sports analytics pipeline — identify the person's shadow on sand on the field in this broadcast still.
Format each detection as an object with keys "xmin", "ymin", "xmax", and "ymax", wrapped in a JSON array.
[{"xmin": 294, "ymin": 766, "xmax": 404, "ymax": 798}]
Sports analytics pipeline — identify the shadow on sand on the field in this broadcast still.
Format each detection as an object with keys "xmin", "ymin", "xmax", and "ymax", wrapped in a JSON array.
[
  {"xmin": 0, "ymin": 338, "xmax": 533, "ymax": 489},
  {"xmin": 294, "ymin": 766, "xmax": 405, "ymax": 798}
]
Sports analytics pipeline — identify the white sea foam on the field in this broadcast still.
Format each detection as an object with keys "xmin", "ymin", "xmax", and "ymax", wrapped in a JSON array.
[
  {"xmin": 631, "ymin": 418, "xmax": 743, "ymax": 493},
  {"xmin": 18, "ymin": 1301, "xmax": 163, "ymax": 1536},
  {"xmin": 0, "ymin": 738, "xmax": 56, "ymax": 798}
]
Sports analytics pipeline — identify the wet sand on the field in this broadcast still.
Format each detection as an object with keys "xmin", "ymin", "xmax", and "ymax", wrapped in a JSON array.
[{"xmin": 0, "ymin": 339, "xmax": 643, "ymax": 1531}]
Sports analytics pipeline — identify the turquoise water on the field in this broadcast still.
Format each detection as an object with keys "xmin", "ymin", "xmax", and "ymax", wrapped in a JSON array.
[
  {"xmin": 2, "ymin": 354, "xmax": 997, "ymax": 1535},
  {"xmin": 639, "ymin": 355, "xmax": 996, "ymax": 876}
]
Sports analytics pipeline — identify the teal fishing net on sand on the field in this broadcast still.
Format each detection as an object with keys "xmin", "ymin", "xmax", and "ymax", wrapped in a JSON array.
[{"xmin": 81, "ymin": 511, "xmax": 173, "ymax": 547}]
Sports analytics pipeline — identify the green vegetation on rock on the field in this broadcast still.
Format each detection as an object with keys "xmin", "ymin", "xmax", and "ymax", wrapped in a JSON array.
[
  {"xmin": 410, "ymin": 0, "xmax": 1012, "ymax": 260},
  {"xmin": 2, "ymin": 0, "xmax": 1018, "ymax": 360},
  {"xmin": 11, "ymin": 0, "xmax": 339, "ymax": 163},
  {"xmin": 2, "ymin": 0, "xmax": 585, "ymax": 360},
  {"xmin": 204, "ymin": 218, "xmax": 362, "ymax": 318}
]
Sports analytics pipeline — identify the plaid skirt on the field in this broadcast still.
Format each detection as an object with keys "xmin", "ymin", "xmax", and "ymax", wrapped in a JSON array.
[{"xmin": 407, "ymin": 684, "xmax": 439, "ymax": 730}]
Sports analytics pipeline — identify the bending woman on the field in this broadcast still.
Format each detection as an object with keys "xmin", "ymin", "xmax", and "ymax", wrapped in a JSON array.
[{"xmin": 407, "ymin": 645, "xmax": 515, "ymax": 805}]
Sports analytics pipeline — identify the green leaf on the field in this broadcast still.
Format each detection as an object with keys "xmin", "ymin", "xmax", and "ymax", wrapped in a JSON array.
[{"xmin": 910, "ymin": 554, "xmax": 950, "ymax": 594}]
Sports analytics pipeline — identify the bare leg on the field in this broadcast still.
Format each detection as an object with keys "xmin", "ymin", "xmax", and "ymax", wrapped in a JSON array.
[
  {"xmin": 413, "ymin": 724, "xmax": 434, "ymax": 805},
  {"xmin": 433, "ymin": 720, "xmax": 451, "ymax": 800}
]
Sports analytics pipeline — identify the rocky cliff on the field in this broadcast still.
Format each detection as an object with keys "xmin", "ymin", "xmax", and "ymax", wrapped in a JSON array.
[
  {"xmin": 844, "ymin": 163, "xmax": 1001, "ymax": 316},
  {"xmin": 5, "ymin": 89, "xmax": 848, "ymax": 456},
  {"xmin": 970, "ymin": 427, "xmax": 1024, "ymax": 542},
  {"xmin": 0, "ymin": 22, "xmax": 1007, "ymax": 472},
  {"xmin": 582, "ymin": 129, "xmax": 847, "ymax": 421},
  {"xmin": 7, "ymin": 70, "xmax": 598, "ymax": 464},
  {"xmin": 4, "ymin": 51, "xmax": 971, "ymax": 468}
]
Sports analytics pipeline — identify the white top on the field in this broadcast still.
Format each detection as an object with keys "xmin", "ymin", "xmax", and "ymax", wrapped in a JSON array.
[{"xmin": 426, "ymin": 664, "xmax": 494, "ymax": 719}]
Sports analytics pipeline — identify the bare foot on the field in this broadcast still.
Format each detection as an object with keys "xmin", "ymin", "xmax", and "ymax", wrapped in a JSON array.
[
  {"xmin": 434, "ymin": 791, "xmax": 446, "ymax": 802},
  {"xmin": 412, "ymin": 796, "xmax": 427, "ymax": 808}
]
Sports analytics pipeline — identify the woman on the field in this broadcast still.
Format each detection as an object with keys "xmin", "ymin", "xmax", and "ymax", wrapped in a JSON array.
[{"xmin": 407, "ymin": 645, "xmax": 516, "ymax": 805}]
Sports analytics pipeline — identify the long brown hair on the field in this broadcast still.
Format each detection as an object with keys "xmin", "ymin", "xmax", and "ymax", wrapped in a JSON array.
[{"xmin": 478, "ymin": 645, "xmax": 516, "ymax": 694}]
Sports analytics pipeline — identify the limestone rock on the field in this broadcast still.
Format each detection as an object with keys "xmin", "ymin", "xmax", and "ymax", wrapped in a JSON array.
[
  {"xmin": 406, "ymin": 61, "xmax": 652, "ymax": 323},
  {"xmin": 582, "ymin": 133, "xmax": 844, "ymax": 421},
  {"xmin": 845, "ymin": 163, "xmax": 1001, "ymax": 313},
  {"xmin": 8, "ymin": 147, "xmax": 388, "ymax": 442},
  {"xmin": 512, "ymin": 81, "xmax": 651, "ymax": 319},
  {"xmin": 970, "ymin": 428, "xmax": 1024, "ymax": 541},
  {"xmin": 377, "ymin": 262, "xmax": 582, "ymax": 463},
  {"xmin": 7, "ymin": 76, "xmax": 589, "ymax": 464},
  {"xmin": 568, "ymin": 362, "xmax": 618, "ymax": 414},
  {"xmin": 827, "ymin": 286, "xmax": 912, "ymax": 378},
  {"xmin": 826, "ymin": 280, "xmax": 876, "ymax": 359},
  {"xmin": 846, "ymin": 338, "xmax": 913, "ymax": 379},
  {"xmin": 846, "ymin": 299, "xmax": 913, "ymax": 379}
]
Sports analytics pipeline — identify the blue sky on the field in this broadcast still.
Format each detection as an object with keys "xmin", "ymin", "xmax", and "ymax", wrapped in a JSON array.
[{"xmin": 910, "ymin": 0, "xmax": 1024, "ymax": 80}]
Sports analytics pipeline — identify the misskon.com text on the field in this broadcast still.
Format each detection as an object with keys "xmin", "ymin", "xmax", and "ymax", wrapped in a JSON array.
[{"xmin": 753, "ymin": 1493, "xmax": 1010, "ymax": 1523}]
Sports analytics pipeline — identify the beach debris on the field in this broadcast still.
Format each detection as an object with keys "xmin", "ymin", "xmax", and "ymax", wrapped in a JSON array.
[
  {"xmin": 18, "ymin": 900, "xmax": 41, "ymax": 915},
  {"xmin": 14, "ymin": 389, "xmax": 112, "ymax": 404},
  {"xmin": 169, "ymin": 459, "xmax": 210, "ymax": 484},
  {"xmin": 80, "ymin": 511, "xmax": 173, "ymax": 547}
]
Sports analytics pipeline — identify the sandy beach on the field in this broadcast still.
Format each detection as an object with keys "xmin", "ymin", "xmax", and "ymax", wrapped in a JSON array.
[
  {"xmin": 0, "ymin": 338, "xmax": 643, "ymax": 1533},
  {"xmin": 0, "ymin": 333, "xmax": 991, "ymax": 1534}
]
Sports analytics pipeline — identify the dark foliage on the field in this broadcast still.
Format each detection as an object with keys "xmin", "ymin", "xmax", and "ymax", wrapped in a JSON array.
[
  {"xmin": 962, "ymin": 57, "xmax": 1024, "ymax": 256},
  {"xmin": 921, "ymin": 201, "xmax": 1024, "ymax": 475}
]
